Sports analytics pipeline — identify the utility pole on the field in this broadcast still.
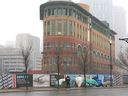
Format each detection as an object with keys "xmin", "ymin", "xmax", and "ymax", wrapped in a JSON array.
[{"xmin": 109, "ymin": 40, "xmax": 112, "ymax": 87}]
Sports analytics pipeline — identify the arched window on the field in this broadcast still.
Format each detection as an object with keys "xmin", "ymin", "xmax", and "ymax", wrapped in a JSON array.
[
  {"xmin": 47, "ymin": 21, "xmax": 50, "ymax": 36},
  {"xmin": 48, "ymin": 8, "xmax": 51, "ymax": 16},
  {"xmin": 69, "ymin": 21, "xmax": 72, "ymax": 36},
  {"xmin": 51, "ymin": 57, "xmax": 56, "ymax": 72},
  {"xmin": 77, "ymin": 45, "xmax": 82, "ymax": 56},
  {"xmin": 47, "ymin": 42, "xmax": 50, "ymax": 49},
  {"xmin": 64, "ymin": 20, "xmax": 68, "ymax": 35},
  {"xmin": 44, "ymin": 21, "xmax": 46, "ymax": 36},
  {"xmin": 83, "ymin": 47, "xmax": 88, "ymax": 61},
  {"xmin": 68, "ymin": 57, "xmax": 72, "ymax": 64},
  {"xmin": 93, "ymin": 50, "xmax": 96, "ymax": 58},
  {"xmin": 83, "ymin": 47, "xmax": 87, "ymax": 54},
  {"xmin": 58, "ymin": 8, "xmax": 62, "ymax": 16},
  {"xmin": 57, "ymin": 20, "xmax": 62, "ymax": 34},
  {"xmin": 97, "ymin": 52, "xmax": 100, "ymax": 59},
  {"xmin": 52, "ymin": 20, "xmax": 56, "ymax": 35}
]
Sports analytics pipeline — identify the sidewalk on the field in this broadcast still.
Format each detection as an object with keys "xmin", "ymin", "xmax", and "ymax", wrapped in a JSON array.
[
  {"xmin": 0, "ymin": 87, "xmax": 83, "ymax": 93},
  {"xmin": 0, "ymin": 85, "xmax": 128, "ymax": 93}
]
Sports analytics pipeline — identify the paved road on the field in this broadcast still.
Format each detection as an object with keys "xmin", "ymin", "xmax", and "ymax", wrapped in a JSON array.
[{"xmin": 0, "ymin": 88, "xmax": 128, "ymax": 96}]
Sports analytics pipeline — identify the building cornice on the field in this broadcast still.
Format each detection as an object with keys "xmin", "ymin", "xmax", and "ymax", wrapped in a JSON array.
[{"xmin": 40, "ymin": 1, "xmax": 116, "ymax": 35}]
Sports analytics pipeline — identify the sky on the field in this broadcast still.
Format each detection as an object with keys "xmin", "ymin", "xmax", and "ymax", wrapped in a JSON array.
[{"xmin": 0, "ymin": 0, "xmax": 127, "ymax": 46}]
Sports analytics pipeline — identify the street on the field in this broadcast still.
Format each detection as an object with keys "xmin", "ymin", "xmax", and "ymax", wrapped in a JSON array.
[{"xmin": 0, "ymin": 88, "xmax": 128, "ymax": 96}]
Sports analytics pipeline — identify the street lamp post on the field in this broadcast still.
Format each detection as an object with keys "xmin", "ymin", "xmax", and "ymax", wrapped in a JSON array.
[
  {"xmin": 82, "ymin": 47, "xmax": 88, "ymax": 85},
  {"xmin": 109, "ymin": 40, "xmax": 112, "ymax": 87},
  {"xmin": 57, "ymin": 55, "xmax": 60, "ymax": 88},
  {"xmin": 87, "ymin": 17, "xmax": 92, "ymax": 73}
]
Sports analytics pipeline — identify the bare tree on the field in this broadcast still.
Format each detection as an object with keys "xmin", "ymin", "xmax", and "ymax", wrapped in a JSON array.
[
  {"xmin": 21, "ymin": 46, "xmax": 33, "ymax": 73},
  {"xmin": 77, "ymin": 45, "xmax": 88, "ymax": 87},
  {"xmin": 20, "ymin": 40, "xmax": 33, "ymax": 90},
  {"xmin": 81, "ymin": 47, "xmax": 88, "ymax": 81}
]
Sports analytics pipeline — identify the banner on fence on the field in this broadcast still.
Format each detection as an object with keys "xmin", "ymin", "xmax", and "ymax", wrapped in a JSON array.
[{"xmin": 33, "ymin": 74, "xmax": 50, "ymax": 87}]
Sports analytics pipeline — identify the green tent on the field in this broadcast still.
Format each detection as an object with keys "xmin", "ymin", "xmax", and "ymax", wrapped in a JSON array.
[{"xmin": 84, "ymin": 79, "xmax": 98, "ymax": 87}]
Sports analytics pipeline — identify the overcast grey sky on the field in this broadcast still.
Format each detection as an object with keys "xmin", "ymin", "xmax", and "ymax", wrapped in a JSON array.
[{"xmin": 0, "ymin": 0, "xmax": 127, "ymax": 45}]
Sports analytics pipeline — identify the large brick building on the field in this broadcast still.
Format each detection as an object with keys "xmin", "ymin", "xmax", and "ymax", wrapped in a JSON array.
[{"xmin": 40, "ymin": 1, "xmax": 116, "ymax": 74}]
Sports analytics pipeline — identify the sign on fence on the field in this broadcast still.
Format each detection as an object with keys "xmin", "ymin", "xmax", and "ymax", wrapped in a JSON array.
[{"xmin": 16, "ymin": 73, "xmax": 33, "ymax": 88}]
